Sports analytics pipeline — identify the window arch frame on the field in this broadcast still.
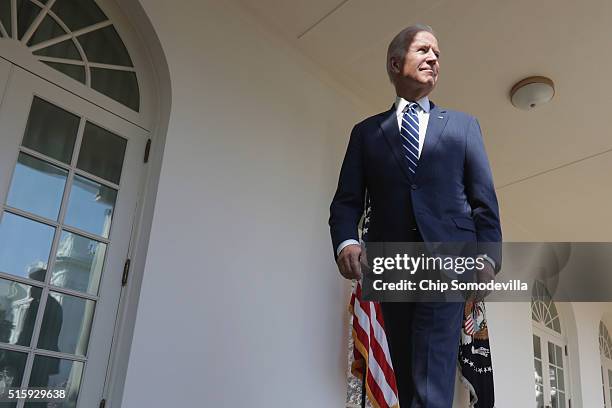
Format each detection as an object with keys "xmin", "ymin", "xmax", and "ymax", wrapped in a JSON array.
[
  {"xmin": 531, "ymin": 281, "xmax": 572, "ymax": 408},
  {"xmin": 0, "ymin": 0, "xmax": 157, "ymax": 130}
]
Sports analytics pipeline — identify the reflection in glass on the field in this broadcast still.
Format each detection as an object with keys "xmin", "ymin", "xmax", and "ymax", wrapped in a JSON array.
[
  {"xmin": 77, "ymin": 122, "xmax": 126, "ymax": 184},
  {"xmin": 0, "ymin": 212, "xmax": 54, "ymax": 280},
  {"xmin": 6, "ymin": 153, "xmax": 68, "ymax": 220},
  {"xmin": 22, "ymin": 97, "xmax": 80, "ymax": 164},
  {"xmin": 64, "ymin": 175, "xmax": 116, "ymax": 238},
  {"xmin": 534, "ymin": 359, "xmax": 543, "ymax": 407},
  {"xmin": 51, "ymin": 231, "xmax": 106, "ymax": 294},
  {"xmin": 0, "ymin": 278, "xmax": 43, "ymax": 346},
  {"xmin": 0, "ymin": 348, "xmax": 28, "ymax": 398},
  {"xmin": 38, "ymin": 291, "xmax": 94, "ymax": 356},
  {"xmin": 27, "ymin": 355, "xmax": 84, "ymax": 408},
  {"xmin": 91, "ymin": 68, "xmax": 140, "ymax": 111}
]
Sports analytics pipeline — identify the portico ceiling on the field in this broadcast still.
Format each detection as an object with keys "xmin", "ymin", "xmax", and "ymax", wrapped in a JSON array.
[{"xmin": 236, "ymin": 0, "xmax": 612, "ymax": 240}]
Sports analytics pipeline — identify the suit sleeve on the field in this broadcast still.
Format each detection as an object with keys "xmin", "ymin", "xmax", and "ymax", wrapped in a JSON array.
[
  {"xmin": 464, "ymin": 117, "xmax": 503, "ymax": 272},
  {"xmin": 329, "ymin": 124, "xmax": 366, "ymax": 259}
]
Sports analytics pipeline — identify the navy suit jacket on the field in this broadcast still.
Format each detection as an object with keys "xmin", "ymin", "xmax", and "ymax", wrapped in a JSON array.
[{"xmin": 329, "ymin": 100, "xmax": 502, "ymax": 271}]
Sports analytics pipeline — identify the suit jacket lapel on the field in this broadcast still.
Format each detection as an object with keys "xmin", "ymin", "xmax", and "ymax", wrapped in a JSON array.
[
  {"xmin": 414, "ymin": 102, "xmax": 449, "ymax": 182},
  {"xmin": 378, "ymin": 105, "xmax": 414, "ymax": 182}
]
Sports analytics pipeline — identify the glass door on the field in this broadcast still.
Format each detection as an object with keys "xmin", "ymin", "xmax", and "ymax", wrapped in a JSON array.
[
  {"xmin": 0, "ymin": 59, "xmax": 147, "ymax": 407},
  {"xmin": 533, "ymin": 327, "xmax": 570, "ymax": 408},
  {"xmin": 603, "ymin": 362, "xmax": 612, "ymax": 408}
]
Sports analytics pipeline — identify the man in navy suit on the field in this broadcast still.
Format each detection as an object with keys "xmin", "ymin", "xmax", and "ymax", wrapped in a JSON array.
[{"xmin": 329, "ymin": 24, "xmax": 502, "ymax": 407}]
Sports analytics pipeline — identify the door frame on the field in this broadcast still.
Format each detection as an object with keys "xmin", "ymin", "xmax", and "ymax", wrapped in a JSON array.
[
  {"xmin": 0, "ymin": 61, "xmax": 149, "ymax": 407},
  {"xmin": 533, "ymin": 324, "xmax": 572, "ymax": 408}
]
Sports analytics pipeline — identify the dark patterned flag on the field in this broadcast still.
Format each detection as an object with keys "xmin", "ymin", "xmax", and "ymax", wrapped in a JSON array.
[{"xmin": 458, "ymin": 299, "xmax": 495, "ymax": 407}]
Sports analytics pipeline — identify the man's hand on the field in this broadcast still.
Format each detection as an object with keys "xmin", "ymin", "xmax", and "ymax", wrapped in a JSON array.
[
  {"xmin": 469, "ymin": 261, "xmax": 496, "ymax": 302},
  {"xmin": 337, "ymin": 244, "xmax": 363, "ymax": 280}
]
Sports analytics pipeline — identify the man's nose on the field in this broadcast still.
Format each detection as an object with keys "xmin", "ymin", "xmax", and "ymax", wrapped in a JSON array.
[{"xmin": 425, "ymin": 50, "xmax": 438, "ymax": 63}]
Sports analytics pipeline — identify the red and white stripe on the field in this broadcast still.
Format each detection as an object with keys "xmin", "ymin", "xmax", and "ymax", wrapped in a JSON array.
[
  {"xmin": 350, "ymin": 282, "xmax": 400, "ymax": 408},
  {"xmin": 464, "ymin": 313, "xmax": 475, "ymax": 336}
]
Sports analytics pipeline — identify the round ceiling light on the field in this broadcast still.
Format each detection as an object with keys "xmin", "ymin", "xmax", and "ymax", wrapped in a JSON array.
[{"xmin": 510, "ymin": 76, "xmax": 555, "ymax": 110}]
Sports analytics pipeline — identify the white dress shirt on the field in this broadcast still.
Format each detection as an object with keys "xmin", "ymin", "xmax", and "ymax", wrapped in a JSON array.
[{"xmin": 336, "ymin": 96, "xmax": 431, "ymax": 256}]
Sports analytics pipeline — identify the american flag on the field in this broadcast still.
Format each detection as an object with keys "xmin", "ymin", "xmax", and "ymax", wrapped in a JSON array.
[
  {"xmin": 349, "ymin": 282, "xmax": 400, "ymax": 408},
  {"xmin": 349, "ymin": 195, "xmax": 399, "ymax": 408}
]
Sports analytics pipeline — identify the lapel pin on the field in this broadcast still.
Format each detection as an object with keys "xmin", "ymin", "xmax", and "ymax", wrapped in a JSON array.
[{"xmin": 437, "ymin": 116, "xmax": 444, "ymax": 119}]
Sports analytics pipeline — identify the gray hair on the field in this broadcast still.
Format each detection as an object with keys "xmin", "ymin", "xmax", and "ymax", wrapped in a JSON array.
[{"xmin": 386, "ymin": 24, "xmax": 436, "ymax": 83}]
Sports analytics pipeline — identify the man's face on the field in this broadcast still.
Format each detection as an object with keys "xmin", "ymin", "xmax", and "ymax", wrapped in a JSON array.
[{"xmin": 393, "ymin": 31, "xmax": 440, "ymax": 92}]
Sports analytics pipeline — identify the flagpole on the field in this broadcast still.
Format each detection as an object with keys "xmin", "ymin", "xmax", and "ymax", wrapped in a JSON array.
[{"xmin": 361, "ymin": 363, "xmax": 366, "ymax": 408}]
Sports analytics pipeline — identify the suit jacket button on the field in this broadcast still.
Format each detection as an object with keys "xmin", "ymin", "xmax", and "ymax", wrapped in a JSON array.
[{"xmin": 411, "ymin": 184, "xmax": 418, "ymax": 190}]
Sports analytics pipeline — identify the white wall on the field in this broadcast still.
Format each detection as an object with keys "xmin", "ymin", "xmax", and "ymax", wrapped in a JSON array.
[{"xmin": 121, "ymin": 0, "xmax": 369, "ymax": 406}]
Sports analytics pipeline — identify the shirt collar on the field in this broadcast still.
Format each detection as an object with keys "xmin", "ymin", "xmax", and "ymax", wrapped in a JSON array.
[{"xmin": 394, "ymin": 95, "xmax": 430, "ymax": 115}]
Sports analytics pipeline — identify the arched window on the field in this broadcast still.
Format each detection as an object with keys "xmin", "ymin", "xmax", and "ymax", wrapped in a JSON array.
[
  {"xmin": 600, "ymin": 321, "xmax": 612, "ymax": 408},
  {"xmin": 0, "ymin": 0, "xmax": 140, "ymax": 111},
  {"xmin": 532, "ymin": 281, "xmax": 570, "ymax": 408},
  {"xmin": 532, "ymin": 280, "xmax": 561, "ymax": 333}
]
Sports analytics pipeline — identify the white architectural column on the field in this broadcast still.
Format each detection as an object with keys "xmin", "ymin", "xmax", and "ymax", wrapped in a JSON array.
[{"xmin": 572, "ymin": 303, "xmax": 606, "ymax": 408}]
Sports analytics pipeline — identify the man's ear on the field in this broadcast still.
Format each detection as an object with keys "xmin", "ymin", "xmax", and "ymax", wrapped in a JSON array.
[{"xmin": 390, "ymin": 57, "xmax": 400, "ymax": 73}]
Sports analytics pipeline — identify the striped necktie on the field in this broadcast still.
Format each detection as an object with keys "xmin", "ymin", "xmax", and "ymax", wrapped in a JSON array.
[{"xmin": 400, "ymin": 102, "xmax": 420, "ymax": 175}]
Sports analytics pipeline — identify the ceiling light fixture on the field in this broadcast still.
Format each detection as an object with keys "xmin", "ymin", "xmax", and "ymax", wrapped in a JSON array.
[{"xmin": 510, "ymin": 76, "xmax": 555, "ymax": 110}]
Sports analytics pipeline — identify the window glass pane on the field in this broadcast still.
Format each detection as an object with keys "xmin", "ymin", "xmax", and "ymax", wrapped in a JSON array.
[
  {"xmin": 37, "ymin": 291, "xmax": 94, "ymax": 356},
  {"xmin": 548, "ymin": 341, "xmax": 556, "ymax": 365},
  {"xmin": 51, "ymin": 0, "xmax": 106, "ymax": 32},
  {"xmin": 0, "ymin": 212, "xmax": 54, "ymax": 280},
  {"xmin": 50, "ymin": 231, "xmax": 106, "ymax": 295},
  {"xmin": 27, "ymin": 355, "xmax": 84, "ymax": 407},
  {"xmin": 557, "ymin": 367, "xmax": 564, "ymax": 391},
  {"xmin": 0, "ymin": 277, "xmax": 43, "ymax": 346},
  {"xmin": 609, "ymin": 369, "xmax": 612, "ymax": 387},
  {"xmin": 42, "ymin": 61, "xmax": 86, "ymax": 83},
  {"xmin": 535, "ymin": 359, "xmax": 543, "ymax": 407},
  {"xmin": 533, "ymin": 335, "xmax": 541, "ymax": 359},
  {"xmin": 22, "ymin": 97, "xmax": 80, "ymax": 164},
  {"xmin": 16, "ymin": 0, "xmax": 40, "ymax": 40},
  {"xmin": 0, "ymin": 0, "xmax": 12, "ymax": 37},
  {"xmin": 91, "ymin": 67, "xmax": 139, "ymax": 111},
  {"xmin": 77, "ymin": 122, "xmax": 126, "ymax": 184},
  {"xmin": 27, "ymin": 14, "xmax": 65, "ymax": 46},
  {"xmin": 64, "ymin": 175, "xmax": 116, "ymax": 238},
  {"xmin": 559, "ymin": 392, "xmax": 566, "ymax": 408},
  {"xmin": 0, "ymin": 348, "xmax": 28, "ymax": 390},
  {"xmin": 555, "ymin": 345, "xmax": 563, "ymax": 368},
  {"xmin": 77, "ymin": 26, "xmax": 132, "ymax": 66},
  {"xmin": 6, "ymin": 153, "xmax": 68, "ymax": 220},
  {"xmin": 549, "ymin": 365, "xmax": 557, "ymax": 392},
  {"xmin": 552, "ymin": 317, "xmax": 561, "ymax": 333},
  {"xmin": 33, "ymin": 39, "xmax": 80, "ymax": 60}
]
